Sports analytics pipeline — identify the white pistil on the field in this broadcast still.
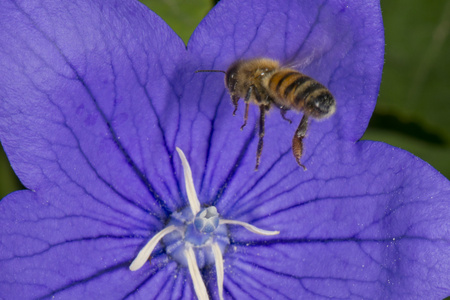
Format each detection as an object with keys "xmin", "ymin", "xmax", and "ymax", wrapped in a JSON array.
[
  {"xmin": 211, "ymin": 243, "xmax": 224, "ymax": 300},
  {"xmin": 185, "ymin": 246, "xmax": 209, "ymax": 300},
  {"xmin": 176, "ymin": 147, "xmax": 201, "ymax": 216},
  {"xmin": 129, "ymin": 225, "xmax": 178, "ymax": 271},
  {"xmin": 220, "ymin": 219, "xmax": 280, "ymax": 236}
]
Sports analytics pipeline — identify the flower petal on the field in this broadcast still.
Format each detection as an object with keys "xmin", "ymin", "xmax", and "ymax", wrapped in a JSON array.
[
  {"xmin": 177, "ymin": 0, "xmax": 384, "ymax": 199},
  {"xmin": 2, "ymin": 0, "xmax": 448, "ymax": 298},
  {"xmin": 0, "ymin": 190, "xmax": 192, "ymax": 298},
  {"xmin": 224, "ymin": 142, "xmax": 450, "ymax": 298},
  {"xmin": 0, "ymin": 0, "xmax": 187, "ymax": 214}
]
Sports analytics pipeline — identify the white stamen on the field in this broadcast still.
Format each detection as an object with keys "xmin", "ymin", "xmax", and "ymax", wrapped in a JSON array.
[
  {"xmin": 211, "ymin": 243, "xmax": 224, "ymax": 300},
  {"xmin": 129, "ymin": 225, "xmax": 178, "ymax": 271},
  {"xmin": 185, "ymin": 246, "xmax": 209, "ymax": 300},
  {"xmin": 176, "ymin": 147, "xmax": 201, "ymax": 216},
  {"xmin": 220, "ymin": 219, "xmax": 280, "ymax": 236}
]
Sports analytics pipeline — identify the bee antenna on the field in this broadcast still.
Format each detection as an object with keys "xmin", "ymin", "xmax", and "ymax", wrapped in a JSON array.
[{"xmin": 195, "ymin": 70, "xmax": 226, "ymax": 74}]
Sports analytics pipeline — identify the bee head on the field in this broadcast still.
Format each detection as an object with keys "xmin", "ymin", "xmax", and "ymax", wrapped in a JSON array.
[{"xmin": 225, "ymin": 61, "xmax": 242, "ymax": 93}]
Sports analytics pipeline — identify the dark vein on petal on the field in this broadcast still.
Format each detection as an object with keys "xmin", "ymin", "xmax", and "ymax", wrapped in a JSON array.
[
  {"xmin": 155, "ymin": 269, "xmax": 177, "ymax": 300},
  {"xmin": 236, "ymin": 177, "xmax": 315, "ymax": 222},
  {"xmin": 237, "ymin": 259, "xmax": 378, "ymax": 298},
  {"xmin": 50, "ymin": 130, "xmax": 160, "ymax": 224},
  {"xmin": 223, "ymin": 286, "xmax": 235, "ymax": 300},
  {"xmin": 21, "ymin": 213, "xmax": 143, "ymax": 236},
  {"xmin": 2, "ymin": 234, "xmax": 140, "ymax": 261},
  {"xmin": 179, "ymin": 268, "xmax": 188, "ymax": 300},
  {"xmin": 159, "ymin": 65, "xmax": 183, "ymax": 158},
  {"xmin": 38, "ymin": 253, "xmax": 166, "ymax": 299},
  {"xmin": 116, "ymin": 44, "xmax": 182, "ymax": 208},
  {"xmin": 199, "ymin": 91, "xmax": 226, "ymax": 194},
  {"xmin": 37, "ymin": 261, "xmax": 129, "ymax": 299},
  {"xmin": 123, "ymin": 262, "xmax": 174, "ymax": 299},
  {"xmin": 248, "ymin": 192, "xmax": 383, "ymax": 224},
  {"xmin": 4, "ymin": 30, "xmax": 157, "ymax": 219},
  {"xmin": 211, "ymin": 130, "xmax": 256, "ymax": 206},
  {"xmin": 290, "ymin": 0, "xmax": 328, "ymax": 60},
  {"xmin": 240, "ymin": 16, "xmax": 261, "ymax": 57},
  {"xmin": 236, "ymin": 265, "xmax": 291, "ymax": 299},
  {"xmin": 230, "ymin": 235, "xmax": 449, "ymax": 247},
  {"xmin": 55, "ymin": 102, "xmax": 157, "ymax": 218},
  {"xmin": 11, "ymin": 0, "xmax": 170, "ymax": 215},
  {"xmin": 171, "ymin": 266, "xmax": 184, "ymax": 300},
  {"xmin": 357, "ymin": 242, "xmax": 384, "ymax": 267},
  {"xmin": 239, "ymin": 147, "xmax": 292, "ymax": 198},
  {"xmin": 226, "ymin": 275, "xmax": 259, "ymax": 300},
  {"xmin": 223, "ymin": 147, "xmax": 293, "ymax": 216},
  {"xmin": 76, "ymin": 70, "xmax": 171, "ymax": 215},
  {"xmin": 122, "ymin": 272, "xmax": 156, "ymax": 299}
]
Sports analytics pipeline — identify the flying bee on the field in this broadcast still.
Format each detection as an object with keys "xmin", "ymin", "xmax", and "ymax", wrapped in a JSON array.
[{"xmin": 196, "ymin": 58, "xmax": 336, "ymax": 171}]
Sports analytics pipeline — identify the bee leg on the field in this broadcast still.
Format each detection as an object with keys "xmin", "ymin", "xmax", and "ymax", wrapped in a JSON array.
[
  {"xmin": 232, "ymin": 95, "xmax": 239, "ymax": 116},
  {"xmin": 292, "ymin": 114, "xmax": 308, "ymax": 170},
  {"xmin": 240, "ymin": 85, "xmax": 253, "ymax": 130},
  {"xmin": 241, "ymin": 102, "xmax": 250, "ymax": 130},
  {"xmin": 255, "ymin": 105, "xmax": 266, "ymax": 171},
  {"xmin": 280, "ymin": 108, "xmax": 292, "ymax": 124}
]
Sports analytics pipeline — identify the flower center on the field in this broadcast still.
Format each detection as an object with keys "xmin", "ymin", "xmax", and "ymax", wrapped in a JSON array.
[
  {"xmin": 162, "ymin": 206, "xmax": 229, "ymax": 268},
  {"xmin": 130, "ymin": 147, "xmax": 279, "ymax": 300}
]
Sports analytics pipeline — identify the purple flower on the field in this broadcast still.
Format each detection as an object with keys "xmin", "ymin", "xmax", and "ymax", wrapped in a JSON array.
[{"xmin": 0, "ymin": 0, "xmax": 449, "ymax": 299}]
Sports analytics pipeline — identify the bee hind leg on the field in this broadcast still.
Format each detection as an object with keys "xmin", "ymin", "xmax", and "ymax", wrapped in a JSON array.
[
  {"xmin": 292, "ymin": 114, "xmax": 308, "ymax": 170},
  {"xmin": 240, "ymin": 85, "xmax": 253, "ymax": 130},
  {"xmin": 255, "ymin": 105, "xmax": 267, "ymax": 171}
]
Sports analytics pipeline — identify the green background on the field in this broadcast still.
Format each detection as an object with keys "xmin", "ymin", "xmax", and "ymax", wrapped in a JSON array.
[{"xmin": 0, "ymin": 0, "xmax": 449, "ymax": 198}]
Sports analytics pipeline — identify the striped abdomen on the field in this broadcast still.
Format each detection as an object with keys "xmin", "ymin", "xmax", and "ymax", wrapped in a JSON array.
[{"xmin": 267, "ymin": 69, "xmax": 335, "ymax": 119}]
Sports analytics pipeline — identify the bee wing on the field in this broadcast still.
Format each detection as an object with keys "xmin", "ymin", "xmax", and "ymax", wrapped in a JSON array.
[{"xmin": 282, "ymin": 50, "xmax": 320, "ymax": 71}]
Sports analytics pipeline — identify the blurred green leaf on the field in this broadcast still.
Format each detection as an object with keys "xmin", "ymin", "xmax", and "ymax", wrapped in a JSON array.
[
  {"xmin": 0, "ymin": 147, "xmax": 23, "ymax": 199},
  {"xmin": 364, "ymin": 128, "xmax": 450, "ymax": 177},
  {"xmin": 363, "ymin": 0, "xmax": 450, "ymax": 178},
  {"xmin": 139, "ymin": 0, "xmax": 212, "ymax": 44}
]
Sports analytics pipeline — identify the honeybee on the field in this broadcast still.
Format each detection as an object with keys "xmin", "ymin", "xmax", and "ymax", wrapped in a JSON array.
[{"xmin": 197, "ymin": 58, "xmax": 336, "ymax": 170}]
